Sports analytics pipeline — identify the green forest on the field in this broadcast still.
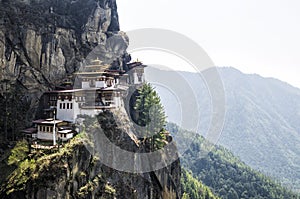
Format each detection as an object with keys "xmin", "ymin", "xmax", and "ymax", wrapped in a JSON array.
[
  {"xmin": 167, "ymin": 123, "xmax": 300, "ymax": 199},
  {"xmin": 181, "ymin": 168, "xmax": 219, "ymax": 199},
  {"xmin": 131, "ymin": 85, "xmax": 300, "ymax": 199}
]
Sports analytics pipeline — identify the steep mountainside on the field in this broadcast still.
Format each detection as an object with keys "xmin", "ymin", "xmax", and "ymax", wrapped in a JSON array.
[
  {"xmin": 167, "ymin": 123, "xmax": 299, "ymax": 199},
  {"xmin": 218, "ymin": 67, "xmax": 300, "ymax": 191},
  {"xmin": 0, "ymin": 111, "xmax": 181, "ymax": 199},
  {"xmin": 0, "ymin": 1, "xmax": 182, "ymax": 199},
  {"xmin": 145, "ymin": 67, "xmax": 300, "ymax": 191},
  {"xmin": 181, "ymin": 168, "xmax": 220, "ymax": 199}
]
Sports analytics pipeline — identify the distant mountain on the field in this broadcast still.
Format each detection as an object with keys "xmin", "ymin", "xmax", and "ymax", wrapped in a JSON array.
[
  {"xmin": 217, "ymin": 67, "xmax": 300, "ymax": 191},
  {"xmin": 145, "ymin": 66, "xmax": 300, "ymax": 191},
  {"xmin": 168, "ymin": 123, "xmax": 299, "ymax": 199}
]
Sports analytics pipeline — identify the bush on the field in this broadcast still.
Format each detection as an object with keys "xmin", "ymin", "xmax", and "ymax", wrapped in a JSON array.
[{"xmin": 8, "ymin": 140, "xmax": 29, "ymax": 166}]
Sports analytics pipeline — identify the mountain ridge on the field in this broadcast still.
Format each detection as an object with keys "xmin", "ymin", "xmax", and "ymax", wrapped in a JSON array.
[{"xmin": 145, "ymin": 66, "xmax": 300, "ymax": 192}]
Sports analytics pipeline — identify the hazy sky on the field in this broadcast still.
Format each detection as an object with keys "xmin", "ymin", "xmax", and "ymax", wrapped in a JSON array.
[{"xmin": 118, "ymin": 0, "xmax": 300, "ymax": 88}]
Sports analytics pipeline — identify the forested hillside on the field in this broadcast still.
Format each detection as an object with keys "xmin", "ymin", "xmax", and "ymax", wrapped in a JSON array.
[
  {"xmin": 146, "ymin": 67, "xmax": 300, "ymax": 191},
  {"xmin": 167, "ymin": 123, "xmax": 299, "ymax": 199},
  {"xmin": 181, "ymin": 168, "xmax": 219, "ymax": 199}
]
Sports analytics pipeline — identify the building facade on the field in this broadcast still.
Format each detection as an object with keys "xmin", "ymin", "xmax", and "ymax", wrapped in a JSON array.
[
  {"xmin": 22, "ymin": 59, "xmax": 146, "ymax": 143},
  {"xmin": 33, "ymin": 119, "xmax": 72, "ymax": 142}
]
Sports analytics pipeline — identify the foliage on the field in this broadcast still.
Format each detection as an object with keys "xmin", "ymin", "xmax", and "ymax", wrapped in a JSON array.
[
  {"xmin": 185, "ymin": 139, "xmax": 299, "ymax": 199},
  {"xmin": 6, "ymin": 159, "xmax": 37, "ymax": 194},
  {"xmin": 0, "ymin": 149, "xmax": 16, "ymax": 187},
  {"xmin": 133, "ymin": 83, "xmax": 168, "ymax": 151},
  {"xmin": 153, "ymin": 67, "xmax": 300, "ymax": 191},
  {"xmin": 2, "ymin": 133, "xmax": 88, "ymax": 195},
  {"xmin": 181, "ymin": 168, "xmax": 219, "ymax": 199},
  {"xmin": 0, "ymin": 80, "xmax": 31, "ymax": 141},
  {"xmin": 8, "ymin": 140, "xmax": 29, "ymax": 166},
  {"xmin": 168, "ymin": 123, "xmax": 300, "ymax": 199},
  {"xmin": 134, "ymin": 83, "xmax": 166, "ymax": 133},
  {"xmin": 104, "ymin": 184, "xmax": 116, "ymax": 194}
]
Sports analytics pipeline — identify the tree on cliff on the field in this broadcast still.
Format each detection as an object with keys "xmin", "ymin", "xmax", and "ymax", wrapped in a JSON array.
[
  {"xmin": 8, "ymin": 140, "xmax": 29, "ymax": 166},
  {"xmin": 133, "ymin": 83, "xmax": 168, "ymax": 151},
  {"xmin": 0, "ymin": 80, "xmax": 31, "ymax": 141}
]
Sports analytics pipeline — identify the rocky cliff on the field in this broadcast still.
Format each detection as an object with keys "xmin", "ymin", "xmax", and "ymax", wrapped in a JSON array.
[
  {"xmin": 0, "ymin": 0, "xmax": 181, "ymax": 198},
  {"xmin": 1, "ymin": 111, "xmax": 181, "ymax": 199},
  {"xmin": 0, "ymin": 0, "xmax": 129, "ymax": 124}
]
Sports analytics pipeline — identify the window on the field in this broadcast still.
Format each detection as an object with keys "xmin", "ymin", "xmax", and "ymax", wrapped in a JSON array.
[
  {"xmin": 63, "ymin": 103, "xmax": 65, "ymax": 109},
  {"xmin": 47, "ymin": 127, "xmax": 49, "ymax": 132},
  {"xmin": 50, "ymin": 96, "xmax": 57, "ymax": 101},
  {"xmin": 138, "ymin": 73, "xmax": 143, "ymax": 82},
  {"xmin": 67, "ymin": 103, "xmax": 69, "ymax": 109},
  {"xmin": 39, "ymin": 126, "xmax": 42, "ymax": 131},
  {"xmin": 43, "ymin": 126, "xmax": 46, "ymax": 132},
  {"xmin": 70, "ymin": 103, "xmax": 73, "ymax": 109},
  {"xmin": 60, "ymin": 103, "xmax": 62, "ymax": 109},
  {"xmin": 50, "ymin": 127, "xmax": 53, "ymax": 132}
]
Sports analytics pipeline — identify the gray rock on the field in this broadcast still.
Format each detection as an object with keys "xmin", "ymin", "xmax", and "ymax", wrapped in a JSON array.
[
  {"xmin": 0, "ymin": 1, "xmax": 182, "ymax": 198},
  {"xmin": 0, "ymin": 0, "xmax": 127, "ymax": 124}
]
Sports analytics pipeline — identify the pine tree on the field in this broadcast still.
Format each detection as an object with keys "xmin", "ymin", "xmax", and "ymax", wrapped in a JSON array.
[{"xmin": 133, "ymin": 83, "xmax": 167, "ymax": 151}]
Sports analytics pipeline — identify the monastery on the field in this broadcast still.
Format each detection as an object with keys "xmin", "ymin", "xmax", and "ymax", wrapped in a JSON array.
[{"xmin": 22, "ymin": 59, "xmax": 146, "ymax": 145}]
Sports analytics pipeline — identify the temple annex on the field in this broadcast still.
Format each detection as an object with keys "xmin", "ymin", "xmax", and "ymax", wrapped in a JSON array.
[{"xmin": 21, "ymin": 59, "xmax": 146, "ymax": 144}]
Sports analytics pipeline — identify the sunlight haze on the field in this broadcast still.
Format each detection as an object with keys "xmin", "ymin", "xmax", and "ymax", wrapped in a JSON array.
[{"xmin": 118, "ymin": 0, "xmax": 300, "ymax": 88}]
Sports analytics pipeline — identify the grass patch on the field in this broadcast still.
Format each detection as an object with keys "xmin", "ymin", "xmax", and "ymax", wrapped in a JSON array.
[{"xmin": 2, "ymin": 132, "xmax": 89, "ymax": 195}]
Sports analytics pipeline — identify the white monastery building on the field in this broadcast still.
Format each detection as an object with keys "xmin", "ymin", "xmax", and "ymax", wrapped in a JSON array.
[{"xmin": 22, "ymin": 59, "xmax": 146, "ymax": 144}]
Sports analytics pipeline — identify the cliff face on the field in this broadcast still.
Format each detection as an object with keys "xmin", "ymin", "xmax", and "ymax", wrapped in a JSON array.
[
  {"xmin": 1, "ymin": 111, "xmax": 181, "ymax": 199},
  {"xmin": 0, "ymin": 1, "xmax": 181, "ymax": 198},
  {"xmin": 0, "ymin": 0, "xmax": 129, "ymax": 123}
]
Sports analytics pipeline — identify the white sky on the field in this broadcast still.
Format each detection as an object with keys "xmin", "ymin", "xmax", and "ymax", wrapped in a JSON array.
[{"xmin": 117, "ymin": 0, "xmax": 300, "ymax": 88}]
